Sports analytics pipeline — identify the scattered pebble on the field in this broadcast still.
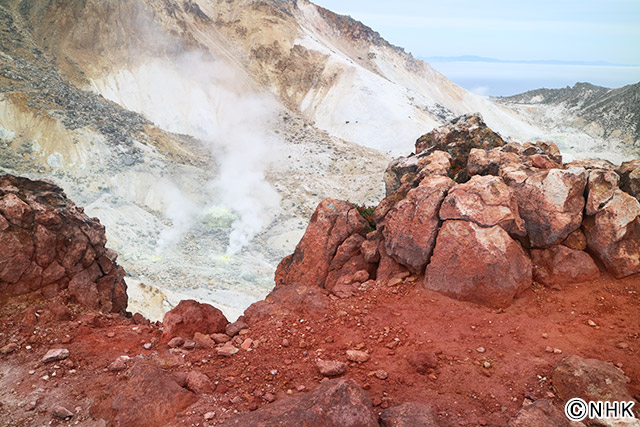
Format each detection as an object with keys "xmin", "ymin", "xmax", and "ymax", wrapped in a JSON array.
[
  {"xmin": 476, "ymin": 347, "xmax": 486, "ymax": 353},
  {"xmin": 541, "ymin": 333, "xmax": 549, "ymax": 339},
  {"xmin": 143, "ymin": 343, "xmax": 152, "ymax": 350},
  {"xmin": 204, "ymin": 412, "xmax": 216, "ymax": 420},
  {"xmin": 483, "ymin": 361, "xmax": 492, "ymax": 369},
  {"xmin": 617, "ymin": 342, "xmax": 629, "ymax": 350},
  {"xmin": 51, "ymin": 405, "xmax": 73, "ymax": 419},
  {"xmin": 346, "ymin": 350, "xmax": 369, "ymax": 363},
  {"xmin": 42, "ymin": 349, "xmax": 69, "ymax": 363},
  {"xmin": 587, "ymin": 320, "xmax": 597, "ymax": 327},
  {"xmin": 316, "ymin": 359, "xmax": 347, "ymax": 377},
  {"xmin": 374, "ymin": 369, "xmax": 388, "ymax": 380},
  {"xmin": 553, "ymin": 348, "xmax": 562, "ymax": 354},
  {"xmin": 168, "ymin": 337, "xmax": 184, "ymax": 348}
]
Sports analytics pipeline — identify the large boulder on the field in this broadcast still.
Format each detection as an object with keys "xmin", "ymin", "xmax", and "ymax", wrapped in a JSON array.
[
  {"xmin": 221, "ymin": 378, "xmax": 378, "ymax": 427},
  {"xmin": 617, "ymin": 159, "xmax": 640, "ymax": 200},
  {"xmin": 382, "ymin": 176, "xmax": 455, "ymax": 272},
  {"xmin": 96, "ymin": 360, "xmax": 196, "ymax": 427},
  {"xmin": 503, "ymin": 167, "xmax": 588, "ymax": 248},
  {"xmin": 583, "ymin": 189, "xmax": 640, "ymax": 278},
  {"xmin": 0, "ymin": 175, "xmax": 127, "ymax": 312},
  {"xmin": 531, "ymin": 245, "xmax": 599, "ymax": 287},
  {"xmin": 439, "ymin": 175, "xmax": 526, "ymax": 237},
  {"xmin": 424, "ymin": 220, "xmax": 532, "ymax": 308},
  {"xmin": 275, "ymin": 199, "xmax": 369, "ymax": 289},
  {"xmin": 379, "ymin": 402, "xmax": 440, "ymax": 426},
  {"xmin": 552, "ymin": 355, "xmax": 634, "ymax": 403},
  {"xmin": 467, "ymin": 147, "xmax": 522, "ymax": 177},
  {"xmin": 415, "ymin": 113, "xmax": 505, "ymax": 179},
  {"xmin": 161, "ymin": 299, "xmax": 228, "ymax": 342}
]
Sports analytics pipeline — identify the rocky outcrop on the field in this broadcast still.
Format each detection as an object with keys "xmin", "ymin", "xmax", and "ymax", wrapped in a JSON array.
[
  {"xmin": 276, "ymin": 115, "xmax": 640, "ymax": 307},
  {"xmin": 508, "ymin": 399, "xmax": 578, "ymax": 427},
  {"xmin": 382, "ymin": 176, "xmax": 455, "ymax": 272},
  {"xmin": 161, "ymin": 299, "xmax": 228, "ymax": 342},
  {"xmin": 425, "ymin": 221, "xmax": 532, "ymax": 308},
  {"xmin": 221, "ymin": 378, "xmax": 378, "ymax": 427},
  {"xmin": 0, "ymin": 175, "xmax": 127, "ymax": 313},
  {"xmin": 531, "ymin": 245, "xmax": 599, "ymax": 287},
  {"xmin": 275, "ymin": 199, "xmax": 370, "ymax": 289}
]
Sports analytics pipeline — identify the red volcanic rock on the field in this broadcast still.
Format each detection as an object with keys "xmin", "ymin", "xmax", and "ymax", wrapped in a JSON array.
[
  {"xmin": 383, "ymin": 176, "xmax": 455, "ymax": 272},
  {"xmin": 316, "ymin": 359, "xmax": 347, "ymax": 377},
  {"xmin": 103, "ymin": 360, "xmax": 196, "ymax": 427},
  {"xmin": 503, "ymin": 167, "xmax": 588, "ymax": 248},
  {"xmin": 552, "ymin": 355, "xmax": 634, "ymax": 403},
  {"xmin": 415, "ymin": 113, "xmax": 505, "ymax": 178},
  {"xmin": 221, "ymin": 378, "xmax": 378, "ymax": 427},
  {"xmin": 425, "ymin": 220, "xmax": 532, "ymax": 308},
  {"xmin": 275, "ymin": 199, "xmax": 369, "ymax": 289},
  {"xmin": 585, "ymin": 169, "xmax": 620, "ymax": 215},
  {"xmin": 583, "ymin": 189, "xmax": 640, "ymax": 278},
  {"xmin": 617, "ymin": 159, "xmax": 640, "ymax": 200},
  {"xmin": 161, "ymin": 299, "xmax": 228, "ymax": 342},
  {"xmin": 185, "ymin": 371, "xmax": 214, "ymax": 394},
  {"xmin": 530, "ymin": 245, "xmax": 599, "ymax": 287},
  {"xmin": 533, "ymin": 141, "xmax": 562, "ymax": 164},
  {"xmin": 379, "ymin": 402, "xmax": 440, "ymax": 427},
  {"xmin": 0, "ymin": 175, "xmax": 126, "ymax": 312},
  {"xmin": 407, "ymin": 351, "xmax": 438, "ymax": 375},
  {"xmin": 384, "ymin": 151, "xmax": 451, "ymax": 196},
  {"xmin": 324, "ymin": 234, "xmax": 374, "ymax": 294},
  {"xmin": 439, "ymin": 175, "xmax": 525, "ymax": 237},
  {"xmin": 508, "ymin": 399, "xmax": 575, "ymax": 427},
  {"xmin": 467, "ymin": 147, "xmax": 522, "ymax": 177},
  {"xmin": 566, "ymin": 158, "xmax": 617, "ymax": 170},
  {"xmin": 244, "ymin": 283, "xmax": 330, "ymax": 325}
]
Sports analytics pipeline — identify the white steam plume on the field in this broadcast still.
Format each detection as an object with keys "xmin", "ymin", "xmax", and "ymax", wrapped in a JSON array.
[{"xmin": 96, "ymin": 51, "xmax": 282, "ymax": 253}]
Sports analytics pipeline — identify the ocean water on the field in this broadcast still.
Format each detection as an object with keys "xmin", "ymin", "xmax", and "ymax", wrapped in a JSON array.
[{"xmin": 428, "ymin": 61, "xmax": 640, "ymax": 96}]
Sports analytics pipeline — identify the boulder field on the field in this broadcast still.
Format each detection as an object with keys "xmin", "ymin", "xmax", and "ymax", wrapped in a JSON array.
[{"xmin": 1, "ymin": 115, "xmax": 639, "ymax": 426}]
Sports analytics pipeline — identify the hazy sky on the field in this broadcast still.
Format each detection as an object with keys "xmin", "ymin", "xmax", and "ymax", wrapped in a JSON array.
[{"xmin": 312, "ymin": 0, "xmax": 640, "ymax": 65}]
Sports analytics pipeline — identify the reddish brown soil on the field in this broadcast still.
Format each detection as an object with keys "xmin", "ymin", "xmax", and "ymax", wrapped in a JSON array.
[{"xmin": 1, "ymin": 272, "xmax": 639, "ymax": 426}]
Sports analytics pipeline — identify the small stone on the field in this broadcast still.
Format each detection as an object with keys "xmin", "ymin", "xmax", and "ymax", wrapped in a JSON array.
[
  {"xmin": 346, "ymin": 350, "xmax": 369, "ymax": 363},
  {"xmin": 428, "ymin": 374, "xmax": 437, "ymax": 381},
  {"xmin": 587, "ymin": 320, "xmax": 597, "ymax": 327},
  {"xmin": 316, "ymin": 359, "xmax": 347, "ymax": 377},
  {"xmin": 545, "ymin": 347, "xmax": 553, "ymax": 353},
  {"xmin": 263, "ymin": 393, "xmax": 276, "ymax": 403},
  {"xmin": 211, "ymin": 333, "xmax": 230, "ymax": 344},
  {"xmin": 1, "ymin": 343, "xmax": 19, "ymax": 354},
  {"xmin": 476, "ymin": 347, "xmax": 486, "ymax": 353},
  {"xmin": 194, "ymin": 332, "xmax": 216, "ymax": 349},
  {"xmin": 42, "ymin": 349, "xmax": 69, "ymax": 363},
  {"xmin": 204, "ymin": 412, "xmax": 216, "ymax": 420},
  {"xmin": 372, "ymin": 397, "xmax": 382, "ymax": 407},
  {"xmin": 386, "ymin": 277, "xmax": 403, "ymax": 287},
  {"xmin": 109, "ymin": 356, "xmax": 130, "ymax": 372},
  {"xmin": 240, "ymin": 338, "xmax": 254, "ymax": 351},
  {"xmin": 183, "ymin": 340, "xmax": 196, "ymax": 350},
  {"xmin": 541, "ymin": 333, "xmax": 549, "ymax": 339},
  {"xmin": 225, "ymin": 320, "xmax": 248, "ymax": 337},
  {"xmin": 296, "ymin": 385, "xmax": 306, "ymax": 391},
  {"xmin": 168, "ymin": 337, "xmax": 184, "ymax": 348},
  {"xmin": 143, "ymin": 343, "xmax": 152, "ymax": 350},
  {"xmin": 617, "ymin": 342, "xmax": 629, "ymax": 350},
  {"xmin": 282, "ymin": 339, "xmax": 290, "ymax": 347},
  {"xmin": 28, "ymin": 370, "xmax": 35, "ymax": 375},
  {"xmin": 106, "ymin": 332, "xmax": 115, "ymax": 338},
  {"xmin": 217, "ymin": 342, "xmax": 239, "ymax": 357},
  {"xmin": 553, "ymin": 348, "xmax": 562, "ymax": 354},
  {"xmin": 374, "ymin": 369, "xmax": 388, "ymax": 380},
  {"xmin": 483, "ymin": 361, "xmax": 492, "ymax": 369},
  {"xmin": 52, "ymin": 405, "xmax": 73, "ymax": 419}
]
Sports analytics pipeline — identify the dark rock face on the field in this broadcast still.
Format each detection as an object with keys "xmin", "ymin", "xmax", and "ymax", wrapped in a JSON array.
[
  {"xmin": 617, "ymin": 159, "xmax": 640, "ymax": 200},
  {"xmin": 161, "ymin": 299, "xmax": 228, "ymax": 342},
  {"xmin": 0, "ymin": 175, "xmax": 127, "ymax": 313},
  {"xmin": 508, "ymin": 399, "xmax": 575, "ymax": 427},
  {"xmin": 221, "ymin": 378, "xmax": 378, "ymax": 427},
  {"xmin": 415, "ymin": 113, "xmax": 505, "ymax": 179}
]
